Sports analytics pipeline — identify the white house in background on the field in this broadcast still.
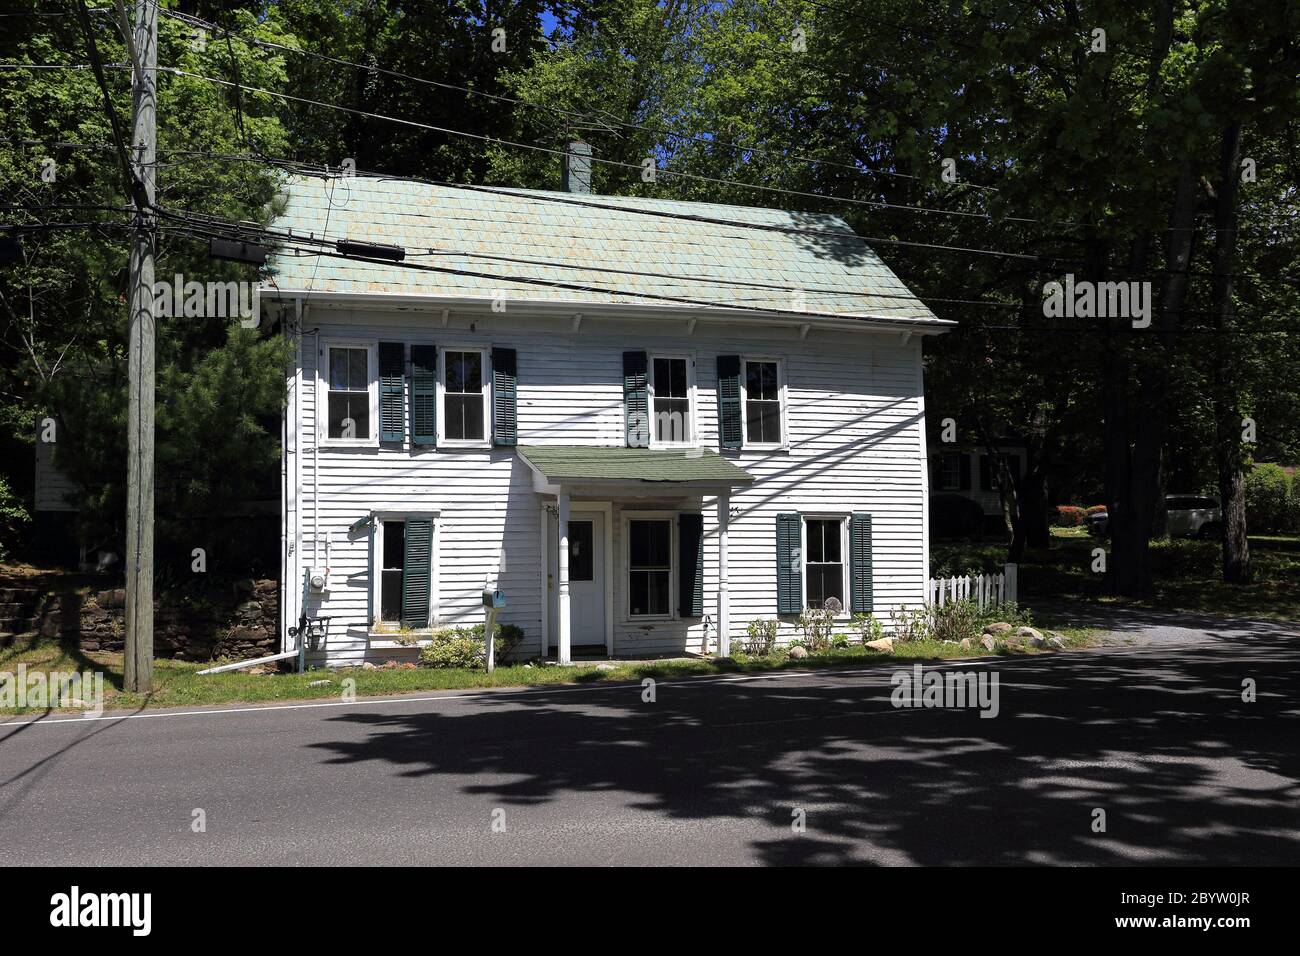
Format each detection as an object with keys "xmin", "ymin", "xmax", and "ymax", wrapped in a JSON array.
[
  {"xmin": 929, "ymin": 443, "xmax": 1025, "ymax": 527},
  {"xmin": 262, "ymin": 155, "xmax": 952, "ymax": 665}
]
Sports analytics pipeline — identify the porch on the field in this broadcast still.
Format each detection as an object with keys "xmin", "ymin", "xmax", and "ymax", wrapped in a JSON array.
[{"xmin": 517, "ymin": 445, "xmax": 754, "ymax": 664}]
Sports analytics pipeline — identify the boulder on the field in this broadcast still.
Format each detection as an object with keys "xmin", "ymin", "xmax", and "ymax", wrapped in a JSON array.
[
  {"xmin": 980, "ymin": 634, "xmax": 996, "ymax": 653},
  {"xmin": 788, "ymin": 645, "xmax": 809, "ymax": 660},
  {"xmin": 984, "ymin": 622, "xmax": 1013, "ymax": 635},
  {"xmin": 865, "ymin": 637, "xmax": 895, "ymax": 653},
  {"xmin": 1047, "ymin": 636, "xmax": 1067, "ymax": 650},
  {"xmin": 1017, "ymin": 626, "xmax": 1044, "ymax": 640},
  {"xmin": 960, "ymin": 637, "xmax": 973, "ymax": 651},
  {"xmin": 361, "ymin": 661, "xmax": 378, "ymax": 671}
]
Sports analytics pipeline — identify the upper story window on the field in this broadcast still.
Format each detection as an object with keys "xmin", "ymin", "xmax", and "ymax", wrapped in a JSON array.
[
  {"xmin": 326, "ymin": 344, "xmax": 372, "ymax": 441},
  {"xmin": 651, "ymin": 355, "xmax": 694, "ymax": 445},
  {"xmin": 743, "ymin": 359, "xmax": 783, "ymax": 446},
  {"xmin": 440, "ymin": 348, "xmax": 489, "ymax": 445}
]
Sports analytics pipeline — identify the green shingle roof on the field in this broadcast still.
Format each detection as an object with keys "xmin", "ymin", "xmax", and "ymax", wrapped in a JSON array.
[
  {"xmin": 518, "ymin": 445, "xmax": 754, "ymax": 486},
  {"xmin": 264, "ymin": 176, "xmax": 943, "ymax": 324}
]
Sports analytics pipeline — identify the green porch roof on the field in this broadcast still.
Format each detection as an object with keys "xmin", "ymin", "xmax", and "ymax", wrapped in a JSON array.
[{"xmin": 518, "ymin": 445, "xmax": 753, "ymax": 486}]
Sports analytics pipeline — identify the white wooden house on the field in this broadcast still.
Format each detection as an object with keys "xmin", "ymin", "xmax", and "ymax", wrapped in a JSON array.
[{"xmin": 263, "ymin": 162, "xmax": 951, "ymax": 664}]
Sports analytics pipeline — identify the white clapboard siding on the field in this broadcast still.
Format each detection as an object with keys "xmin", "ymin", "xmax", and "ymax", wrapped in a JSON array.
[
  {"xmin": 286, "ymin": 308, "xmax": 930, "ymax": 663},
  {"xmin": 926, "ymin": 564, "xmax": 1017, "ymax": 609}
]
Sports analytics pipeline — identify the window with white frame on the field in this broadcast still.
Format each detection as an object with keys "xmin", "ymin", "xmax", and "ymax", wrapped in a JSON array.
[
  {"xmin": 804, "ymin": 517, "xmax": 846, "ymax": 609},
  {"xmin": 650, "ymin": 355, "xmax": 693, "ymax": 444},
  {"xmin": 372, "ymin": 514, "xmax": 436, "ymax": 629},
  {"xmin": 326, "ymin": 344, "xmax": 372, "ymax": 440},
  {"xmin": 627, "ymin": 517, "xmax": 672, "ymax": 617},
  {"xmin": 441, "ymin": 349, "xmax": 488, "ymax": 443},
  {"xmin": 743, "ymin": 359, "xmax": 783, "ymax": 445},
  {"xmin": 379, "ymin": 519, "xmax": 406, "ymax": 622}
]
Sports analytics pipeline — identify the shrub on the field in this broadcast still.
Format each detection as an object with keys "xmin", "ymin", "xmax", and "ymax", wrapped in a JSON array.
[
  {"xmin": 1247, "ymin": 464, "xmax": 1291, "ymax": 533},
  {"xmin": 743, "ymin": 619, "xmax": 779, "ymax": 656},
  {"xmin": 889, "ymin": 605, "xmax": 932, "ymax": 643},
  {"xmin": 1083, "ymin": 505, "xmax": 1107, "ymax": 517},
  {"xmin": 415, "ymin": 622, "xmax": 526, "ymax": 667},
  {"xmin": 796, "ymin": 604, "xmax": 836, "ymax": 651},
  {"xmin": 975, "ymin": 601, "xmax": 1032, "ymax": 630},
  {"xmin": 1053, "ymin": 505, "xmax": 1086, "ymax": 527},
  {"xmin": 851, "ymin": 612, "xmax": 885, "ymax": 644},
  {"xmin": 418, "ymin": 630, "xmax": 485, "ymax": 668},
  {"xmin": 930, "ymin": 599, "xmax": 980, "ymax": 643}
]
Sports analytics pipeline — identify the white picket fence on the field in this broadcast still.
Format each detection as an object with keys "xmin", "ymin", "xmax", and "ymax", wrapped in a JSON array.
[{"xmin": 927, "ymin": 563, "xmax": 1018, "ymax": 609}]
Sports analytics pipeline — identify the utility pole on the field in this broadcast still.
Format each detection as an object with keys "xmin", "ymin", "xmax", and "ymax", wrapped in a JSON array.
[{"xmin": 124, "ymin": 0, "xmax": 156, "ymax": 693}]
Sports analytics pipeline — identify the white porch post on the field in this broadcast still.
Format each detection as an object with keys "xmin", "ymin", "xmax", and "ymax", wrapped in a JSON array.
[
  {"xmin": 557, "ymin": 489, "xmax": 572, "ymax": 665},
  {"xmin": 717, "ymin": 491, "xmax": 730, "ymax": 657}
]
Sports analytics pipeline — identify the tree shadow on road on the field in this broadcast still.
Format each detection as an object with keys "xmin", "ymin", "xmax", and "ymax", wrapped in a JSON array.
[{"xmin": 308, "ymin": 641, "xmax": 1300, "ymax": 865}]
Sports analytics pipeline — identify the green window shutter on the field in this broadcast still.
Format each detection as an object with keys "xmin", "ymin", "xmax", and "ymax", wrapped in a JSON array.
[
  {"xmin": 678, "ymin": 513, "xmax": 704, "ymax": 617},
  {"xmin": 623, "ymin": 350, "xmax": 649, "ymax": 447},
  {"xmin": 401, "ymin": 518, "xmax": 432, "ymax": 628},
  {"xmin": 378, "ymin": 342, "xmax": 405, "ymax": 442},
  {"xmin": 491, "ymin": 347, "xmax": 518, "ymax": 446},
  {"xmin": 409, "ymin": 345, "xmax": 437, "ymax": 446},
  {"xmin": 849, "ymin": 512, "xmax": 874, "ymax": 614},
  {"xmin": 775, "ymin": 513, "xmax": 802, "ymax": 614},
  {"xmin": 716, "ymin": 355, "xmax": 742, "ymax": 450}
]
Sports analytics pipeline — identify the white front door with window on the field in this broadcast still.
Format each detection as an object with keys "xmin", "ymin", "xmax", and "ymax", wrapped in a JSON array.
[{"xmin": 547, "ymin": 510, "xmax": 607, "ymax": 648}]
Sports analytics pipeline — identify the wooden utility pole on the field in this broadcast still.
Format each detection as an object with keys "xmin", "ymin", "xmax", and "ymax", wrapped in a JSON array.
[{"xmin": 123, "ymin": 0, "xmax": 157, "ymax": 693}]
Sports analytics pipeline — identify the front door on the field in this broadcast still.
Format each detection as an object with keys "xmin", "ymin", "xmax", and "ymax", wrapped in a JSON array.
[{"xmin": 547, "ymin": 510, "xmax": 606, "ymax": 649}]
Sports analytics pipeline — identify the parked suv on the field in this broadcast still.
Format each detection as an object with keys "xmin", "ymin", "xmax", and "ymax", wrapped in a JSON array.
[
  {"xmin": 1083, "ymin": 495, "xmax": 1222, "ymax": 539},
  {"xmin": 1165, "ymin": 495, "xmax": 1223, "ymax": 539}
]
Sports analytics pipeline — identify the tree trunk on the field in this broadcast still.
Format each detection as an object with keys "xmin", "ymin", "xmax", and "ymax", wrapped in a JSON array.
[
  {"xmin": 1209, "ymin": 119, "xmax": 1251, "ymax": 582},
  {"xmin": 1021, "ymin": 468, "xmax": 1051, "ymax": 550}
]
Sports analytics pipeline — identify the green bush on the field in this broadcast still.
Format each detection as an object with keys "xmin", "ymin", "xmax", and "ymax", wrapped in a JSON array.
[
  {"xmin": 889, "ymin": 605, "xmax": 932, "ymax": 643},
  {"xmin": 417, "ymin": 622, "xmax": 526, "ymax": 668},
  {"xmin": 743, "ymin": 619, "xmax": 779, "ymax": 655},
  {"xmin": 418, "ymin": 630, "xmax": 486, "ymax": 669},
  {"xmin": 1247, "ymin": 464, "xmax": 1291, "ymax": 533},
  {"xmin": 0, "ymin": 476, "xmax": 31, "ymax": 562},
  {"xmin": 931, "ymin": 599, "xmax": 980, "ymax": 643},
  {"xmin": 851, "ymin": 612, "xmax": 885, "ymax": 644}
]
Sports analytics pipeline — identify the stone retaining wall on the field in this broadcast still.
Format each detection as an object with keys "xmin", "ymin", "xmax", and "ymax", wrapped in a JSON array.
[{"xmin": 37, "ymin": 578, "xmax": 279, "ymax": 662}]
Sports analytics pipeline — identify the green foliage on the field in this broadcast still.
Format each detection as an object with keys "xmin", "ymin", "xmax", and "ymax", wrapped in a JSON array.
[
  {"xmin": 742, "ymin": 618, "xmax": 778, "ymax": 656},
  {"xmin": 416, "ymin": 622, "xmax": 526, "ymax": 668},
  {"xmin": 889, "ymin": 606, "xmax": 932, "ymax": 644},
  {"xmin": 1247, "ymin": 464, "xmax": 1293, "ymax": 534},
  {"xmin": 0, "ymin": 476, "xmax": 31, "ymax": 562},
  {"xmin": 851, "ymin": 612, "xmax": 885, "ymax": 645},
  {"xmin": 795, "ymin": 605, "xmax": 835, "ymax": 651},
  {"xmin": 930, "ymin": 599, "xmax": 980, "ymax": 644},
  {"xmin": 1054, "ymin": 506, "xmax": 1086, "ymax": 527}
]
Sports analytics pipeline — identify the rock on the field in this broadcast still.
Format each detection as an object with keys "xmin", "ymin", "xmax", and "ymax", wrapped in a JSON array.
[
  {"xmin": 865, "ymin": 637, "xmax": 895, "ymax": 653},
  {"xmin": 523, "ymin": 663, "xmax": 533, "ymax": 669},
  {"xmin": 984, "ymin": 622, "xmax": 1013, "ymax": 635},
  {"xmin": 307, "ymin": 679, "xmax": 332, "ymax": 687},
  {"xmin": 1047, "ymin": 636, "xmax": 1067, "ymax": 650},
  {"xmin": 788, "ymin": 645, "xmax": 809, "ymax": 660},
  {"xmin": 980, "ymin": 635, "xmax": 997, "ymax": 653},
  {"xmin": 1001, "ymin": 639, "xmax": 1024, "ymax": 652},
  {"xmin": 361, "ymin": 661, "xmax": 378, "ymax": 671},
  {"xmin": 400, "ymin": 662, "xmax": 417, "ymax": 670},
  {"xmin": 1017, "ymin": 626, "xmax": 1043, "ymax": 640},
  {"xmin": 960, "ymin": 637, "xmax": 973, "ymax": 651},
  {"xmin": 596, "ymin": 662, "xmax": 618, "ymax": 671}
]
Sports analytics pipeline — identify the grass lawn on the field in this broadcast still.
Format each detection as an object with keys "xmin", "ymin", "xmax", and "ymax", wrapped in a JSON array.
[
  {"xmin": 933, "ymin": 530, "xmax": 1300, "ymax": 622},
  {"xmin": 0, "ymin": 626, "xmax": 1096, "ymax": 717}
]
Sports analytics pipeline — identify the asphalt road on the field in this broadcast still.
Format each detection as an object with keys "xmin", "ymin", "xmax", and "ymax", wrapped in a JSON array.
[{"xmin": 2, "ymin": 634, "xmax": 1297, "ymax": 866}]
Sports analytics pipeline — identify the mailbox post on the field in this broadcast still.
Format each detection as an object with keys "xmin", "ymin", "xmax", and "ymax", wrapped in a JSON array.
[{"xmin": 482, "ymin": 587, "xmax": 506, "ymax": 672}]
